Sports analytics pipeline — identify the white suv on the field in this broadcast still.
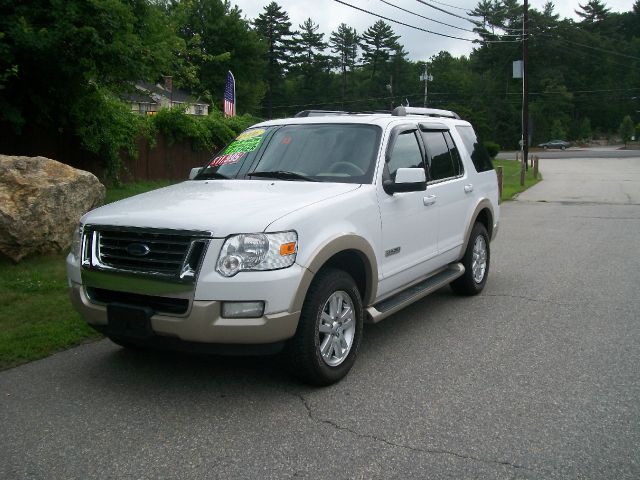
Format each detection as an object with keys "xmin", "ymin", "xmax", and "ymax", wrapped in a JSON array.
[{"xmin": 67, "ymin": 106, "xmax": 499, "ymax": 385}]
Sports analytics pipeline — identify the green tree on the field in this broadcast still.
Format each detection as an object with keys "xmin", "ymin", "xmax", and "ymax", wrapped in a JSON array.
[
  {"xmin": 329, "ymin": 23, "xmax": 359, "ymax": 106},
  {"xmin": 290, "ymin": 18, "xmax": 328, "ymax": 71},
  {"xmin": 172, "ymin": 0, "xmax": 266, "ymax": 114},
  {"xmin": 575, "ymin": 0, "xmax": 610, "ymax": 22},
  {"xmin": 578, "ymin": 117, "xmax": 592, "ymax": 141},
  {"xmin": 360, "ymin": 21, "xmax": 400, "ymax": 79},
  {"xmin": 0, "ymin": 0, "xmax": 180, "ymax": 131},
  {"xmin": 619, "ymin": 115, "xmax": 635, "ymax": 147},
  {"xmin": 253, "ymin": 1, "xmax": 294, "ymax": 118}
]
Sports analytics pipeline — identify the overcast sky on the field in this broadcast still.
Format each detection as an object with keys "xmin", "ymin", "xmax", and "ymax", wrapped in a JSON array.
[{"xmin": 232, "ymin": 0, "xmax": 634, "ymax": 61}]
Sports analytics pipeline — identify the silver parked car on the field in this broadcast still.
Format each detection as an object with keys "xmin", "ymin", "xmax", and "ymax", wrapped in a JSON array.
[{"xmin": 538, "ymin": 139, "xmax": 570, "ymax": 150}]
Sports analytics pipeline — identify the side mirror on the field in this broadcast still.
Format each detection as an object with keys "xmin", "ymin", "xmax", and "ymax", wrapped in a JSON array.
[
  {"xmin": 383, "ymin": 168, "xmax": 427, "ymax": 195},
  {"xmin": 189, "ymin": 167, "xmax": 202, "ymax": 180}
]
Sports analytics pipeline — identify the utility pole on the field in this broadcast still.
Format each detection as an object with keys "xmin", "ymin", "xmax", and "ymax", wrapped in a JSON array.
[
  {"xmin": 522, "ymin": 0, "xmax": 529, "ymax": 179},
  {"xmin": 420, "ymin": 64, "xmax": 433, "ymax": 107}
]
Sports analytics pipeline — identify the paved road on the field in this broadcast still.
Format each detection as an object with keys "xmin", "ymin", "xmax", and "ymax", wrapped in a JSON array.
[
  {"xmin": 497, "ymin": 147, "xmax": 640, "ymax": 160},
  {"xmin": 2, "ymin": 155, "xmax": 640, "ymax": 479}
]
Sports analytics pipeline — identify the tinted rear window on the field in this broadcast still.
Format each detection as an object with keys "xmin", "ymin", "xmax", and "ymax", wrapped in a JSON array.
[{"xmin": 456, "ymin": 125, "xmax": 494, "ymax": 173}]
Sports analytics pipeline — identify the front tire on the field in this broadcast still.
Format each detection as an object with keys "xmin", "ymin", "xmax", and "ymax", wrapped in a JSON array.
[
  {"xmin": 287, "ymin": 268, "xmax": 363, "ymax": 386},
  {"xmin": 451, "ymin": 222, "xmax": 490, "ymax": 295}
]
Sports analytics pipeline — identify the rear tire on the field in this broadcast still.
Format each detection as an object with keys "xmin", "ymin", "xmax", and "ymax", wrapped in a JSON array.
[
  {"xmin": 286, "ymin": 268, "xmax": 363, "ymax": 386},
  {"xmin": 451, "ymin": 222, "xmax": 490, "ymax": 296}
]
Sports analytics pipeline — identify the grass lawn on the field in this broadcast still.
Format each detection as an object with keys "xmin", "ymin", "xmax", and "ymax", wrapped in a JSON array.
[
  {"xmin": 0, "ymin": 180, "xmax": 174, "ymax": 370},
  {"xmin": 493, "ymin": 159, "xmax": 541, "ymax": 201}
]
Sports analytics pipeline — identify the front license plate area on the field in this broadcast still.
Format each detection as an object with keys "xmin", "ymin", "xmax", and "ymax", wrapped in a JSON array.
[{"xmin": 107, "ymin": 303, "xmax": 155, "ymax": 339}]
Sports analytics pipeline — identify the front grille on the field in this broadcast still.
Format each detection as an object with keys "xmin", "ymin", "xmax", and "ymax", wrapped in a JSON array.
[
  {"xmin": 83, "ymin": 226, "xmax": 210, "ymax": 282},
  {"xmin": 99, "ymin": 230, "xmax": 190, "ymax": 275},
  {"xmin": 86, "ymin": 287, "xmax": 189, "ymax": 315}
]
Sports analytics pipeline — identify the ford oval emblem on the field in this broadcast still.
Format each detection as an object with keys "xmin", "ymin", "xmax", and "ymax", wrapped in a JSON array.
[{"xmin": 126, "ymin": 242, "xmax": 150, "ymax": 257}]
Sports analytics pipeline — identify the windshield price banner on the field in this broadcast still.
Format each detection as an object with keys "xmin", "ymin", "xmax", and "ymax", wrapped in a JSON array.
[{"xmin": 208, "ymin": 129, "xmax": 265, "ymax": 167}]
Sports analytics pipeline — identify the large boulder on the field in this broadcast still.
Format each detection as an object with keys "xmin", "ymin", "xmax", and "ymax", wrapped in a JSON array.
[{"xmin": 0, "ymin": 155, "xmax": 105, "ymax": 262}]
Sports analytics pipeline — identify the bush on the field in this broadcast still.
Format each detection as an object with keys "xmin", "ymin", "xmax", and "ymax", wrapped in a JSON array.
[
  {"xmin": 71, "ymin": 87, "xmax": 150, "ymax": 184},
  {"xmin": 150, "ymin": 108, "xmax": 261, "ymax": 153},
  {"xmin": 484, "ymin": 141, "xmax": 500, "ymax": 158}
]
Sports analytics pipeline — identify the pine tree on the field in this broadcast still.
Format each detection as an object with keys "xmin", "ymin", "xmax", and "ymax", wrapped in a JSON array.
[
  {"xmin": 329, "ymin": 23, "xmax": 359, "ymax": 106},
  {"xmin": 360, "ymin": 21, "xmax": 400, "ymax": 79},
  {"xmin": 575, "ymin": 0, "xmax": 610, "ymax": 22},
  {"xmin": 619, "ymin": 115, "xmax": 635, "ymax": 147},
  {"xmin": 469, "ymin": 0, "xmax": 498, "ymax": 35},
  {"xmin": 290, "ymin": 18, "xmax": 328, "ymax": 73},
  {"xmin": 253, "ymin": 2, "xmax": 293, "ymax": 118}
]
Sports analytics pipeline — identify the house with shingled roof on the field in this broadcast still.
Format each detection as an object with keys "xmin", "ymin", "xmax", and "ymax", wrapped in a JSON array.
[{"xmin": 122, "ymin": 78, "xmax": 209, "ymax": 116}]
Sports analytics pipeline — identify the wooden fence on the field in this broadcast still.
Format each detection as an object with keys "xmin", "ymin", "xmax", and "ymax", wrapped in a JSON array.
[{"xmin": 0, "ymin": 127, "xmax": 215, "ymax": 182}]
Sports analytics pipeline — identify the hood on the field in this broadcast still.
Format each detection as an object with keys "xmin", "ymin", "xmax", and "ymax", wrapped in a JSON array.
[{"xmin": 83, "ymin": 180, "xmax": 360, "ymax": 237}]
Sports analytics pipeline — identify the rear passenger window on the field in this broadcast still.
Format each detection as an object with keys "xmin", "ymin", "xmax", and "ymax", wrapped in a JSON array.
[
  {"xmin": 443, "ymin": 131, "xmax": 464, "ymax": 177},
  {"xmin": 423, "ymin": 131, "xmax": 456, "ymax": 181},
  {"xmin": 456, "ymin": 125, "xmax": 494, "ymax": 172},
  {"xmin": 387, "ymin": 131, "xmax": 424, "ymax": 180}
]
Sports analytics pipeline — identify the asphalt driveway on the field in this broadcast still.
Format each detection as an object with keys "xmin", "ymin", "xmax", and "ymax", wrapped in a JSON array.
[{"xmin": 1, "ymin": 155, "xmax": 639, "ymax": 479}]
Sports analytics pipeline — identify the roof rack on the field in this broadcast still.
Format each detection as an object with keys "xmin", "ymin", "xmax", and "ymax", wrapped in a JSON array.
[
  {"xmin": 293, "ymin": 107, "xmax": 460, "ymax": 120},
  {"xmin": 391, "ymin": 106, "xmax": 460, "ymax": 119},
  {"xmin": 294, "ymin": 110, "xmax": 349, "ymax": 117}
]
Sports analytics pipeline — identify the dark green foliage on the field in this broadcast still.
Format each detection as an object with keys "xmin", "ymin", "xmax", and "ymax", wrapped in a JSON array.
[
  {"xmin": 72, "ymin": 87, "xmax": 150, "ymax": 182},
  {"xmin": 575, "ymin": 0, "xmax": 611, "ymax": 22},
  {"xmin": 253, "ymin": 1, "xmax": 294, "ymax": 118},
  {"xmin": 330, "ymin": 23, "xmax": 360, "ymax": 106},
  {"xmin": 484, "ymin": 141, "xmax": 500, "ymax": 158},
  {"xmin": 171, "ymin": 0, "xmax": 266, "ymax": 114},
  {"xmin": 619, "ymin": 115, "xmax": 635, "ymax": 147},
  {"xmin": 360, "ymin": 21, "xmax": 400, "ymax": 79},
  {"xmin": 150, "ymin": 108, "xmax": 259, "ymax": 152}
]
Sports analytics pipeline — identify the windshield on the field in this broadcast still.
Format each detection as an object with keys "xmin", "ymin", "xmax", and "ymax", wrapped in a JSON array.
[
  {"xmin": 253, "ymin": 124, "xmax": 381, "ymax": 184},
  {"xmin": 195, "ymin": 123, "xmax": 382, "ymax": 184}
]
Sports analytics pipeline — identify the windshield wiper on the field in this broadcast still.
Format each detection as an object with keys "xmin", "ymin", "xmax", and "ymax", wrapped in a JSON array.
[
  {"xmin": 195, "ymin": 170, "xmax": 229, "ymax": 180},
  {"xmin": 247, "ymin": 170, "xmax": 318, "ymax": 182}
]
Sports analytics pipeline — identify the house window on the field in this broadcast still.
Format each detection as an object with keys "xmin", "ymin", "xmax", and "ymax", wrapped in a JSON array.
[{"xmin": 195, "ymin": 105, "xmax": 204, "ymax": 115}]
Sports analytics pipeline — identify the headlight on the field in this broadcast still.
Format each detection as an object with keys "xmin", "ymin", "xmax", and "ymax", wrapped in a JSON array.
[
  {"xmin": 71, "ymin": 224, "xmax": 83, "ymax": 261},
  {"xmin": 216, "ymin": 231, "xmax": 297, "ymax": 277}
]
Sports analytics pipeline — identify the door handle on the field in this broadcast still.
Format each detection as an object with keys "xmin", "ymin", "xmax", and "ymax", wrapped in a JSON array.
[
  {"xmin": 423, "ymin": 195, "xmax": 437, "ymax": 206},
  {"xmin": 464, "ymin": 184, "xmax": 474, "ymax": 193}
]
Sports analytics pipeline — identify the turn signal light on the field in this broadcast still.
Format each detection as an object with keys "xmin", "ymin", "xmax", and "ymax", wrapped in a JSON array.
[{"xmin": 280, "ymin": 242, "xmax": 296, "ymax": 256}]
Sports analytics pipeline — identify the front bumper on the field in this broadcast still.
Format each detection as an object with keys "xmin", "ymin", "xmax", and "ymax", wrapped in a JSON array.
[{"xmin": 69, "ymin": 283, "xmax": 300, "ymax": 345}]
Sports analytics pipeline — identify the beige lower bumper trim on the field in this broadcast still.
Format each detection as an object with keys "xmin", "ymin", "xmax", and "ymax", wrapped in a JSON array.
[{"xmin": 69, "ymin": 284, "xmax": 300, "ymax": 344}]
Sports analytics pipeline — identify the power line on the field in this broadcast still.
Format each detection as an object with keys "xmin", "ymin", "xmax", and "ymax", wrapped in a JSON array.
[
  {"xmin": 332, "ymin": 0, "xmax": 520, "ymax": 43},
  {"xmin": 415, "ymin": 0, "xmax": 476, "ymax": 24},
  {"xmin": 427, "ymin": 0, "xmax": 471, "ymax": 13},
  {"xmin": 542, "ymin": 41, "xmax": 635, "ymax": 71},
  {"xmin": 379, "ymin": 0, "xmax": 522, "ymax": 38},
  {"xmin": 378, "ymin": 0, "xmax": 475, "ymax": 33},
  {"xmin": 555, "ymin": 37, "xmax": 640, "ymax": 61}
]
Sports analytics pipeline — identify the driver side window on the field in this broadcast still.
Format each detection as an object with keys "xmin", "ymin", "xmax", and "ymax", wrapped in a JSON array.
[{"xmin": 387, "ymin": 131, "xmax": 425, "ymax": 180}]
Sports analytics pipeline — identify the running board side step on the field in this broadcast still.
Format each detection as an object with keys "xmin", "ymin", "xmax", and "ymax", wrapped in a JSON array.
[{"xmin": 365, "ymin": 263, "xmax": 465, "ymax": 324}]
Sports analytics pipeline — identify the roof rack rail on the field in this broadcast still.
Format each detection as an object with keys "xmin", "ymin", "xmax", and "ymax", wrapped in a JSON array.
[
  {"xmin": 294, "ymin": 109, "xmax": 392, "ymax": 117},
  {"xmin": 391, "ymin": 106, "xmax": 460, "ymax": 120},
  {"xmin": 294, "ymin": 110, "xmax": 349, "ymax": 117}
]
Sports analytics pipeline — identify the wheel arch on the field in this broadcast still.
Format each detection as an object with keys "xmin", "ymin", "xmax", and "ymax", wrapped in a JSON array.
[
  {"xmin": 458, "ymin": 200, "xmax": 495, "ymax": 262},
  {"xmin": 290, "ymin": 235, "xmax": 378, "ymax": 313}
]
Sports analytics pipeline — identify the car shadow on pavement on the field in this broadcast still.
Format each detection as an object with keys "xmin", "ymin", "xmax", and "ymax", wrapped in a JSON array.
[{"xmin": 73, "ymin": 286, "xmax": 463, "ymax": 396}]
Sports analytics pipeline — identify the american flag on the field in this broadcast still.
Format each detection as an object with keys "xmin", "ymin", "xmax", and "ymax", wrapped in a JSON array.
[{"xmin": 224, "ymin": 71, "xmax": 236, "ymax": 117}]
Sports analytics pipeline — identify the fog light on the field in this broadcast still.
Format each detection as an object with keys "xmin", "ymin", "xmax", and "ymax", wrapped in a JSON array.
[{"xmin": 221, "ymin": 301, "xmax": 265, "ymax": 318}]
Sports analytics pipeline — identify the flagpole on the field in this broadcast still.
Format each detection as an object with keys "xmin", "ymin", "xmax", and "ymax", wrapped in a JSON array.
[{"xmin": 230, "ymin": 71, "xmax": 236, "ymax": 116}]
